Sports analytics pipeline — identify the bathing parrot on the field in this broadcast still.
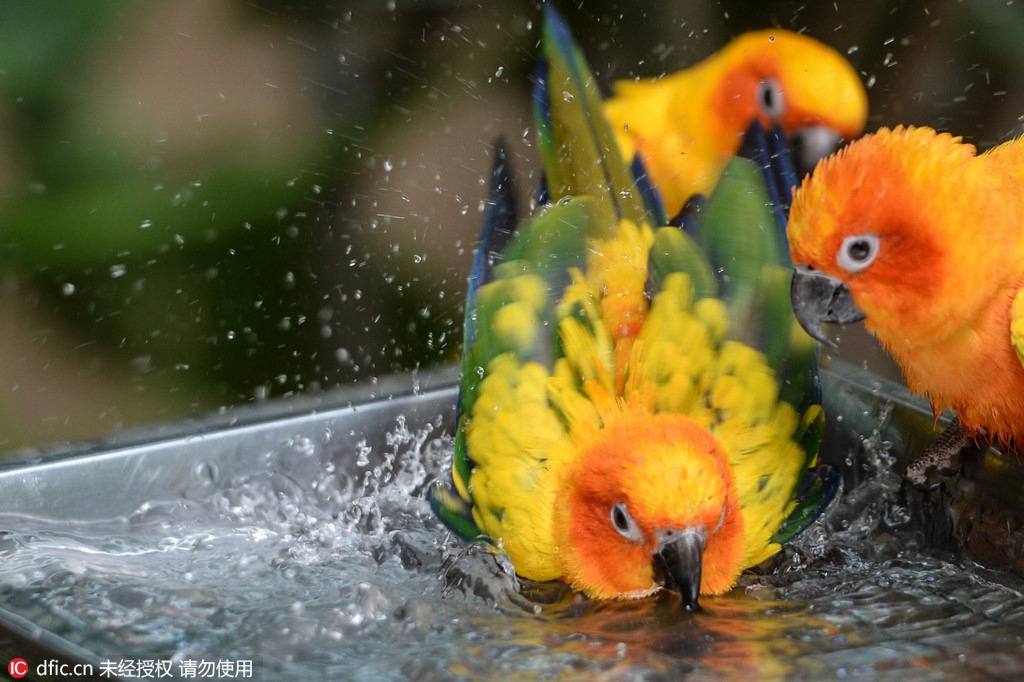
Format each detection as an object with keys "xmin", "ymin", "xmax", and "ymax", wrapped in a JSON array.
[
  {"xmin": 604, "ymin": 28, "xmax": 868, "ymax": 219},
  {"xmin": 788, "ymin": 125, "xmax": 1024, "ymax": 483},
  {"xmin": 430, "ymin": 6, "xmax": 831, "ymax": 610}
]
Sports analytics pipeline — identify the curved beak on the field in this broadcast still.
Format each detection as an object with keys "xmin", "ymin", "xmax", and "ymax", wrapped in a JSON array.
[
  {"xmin": 790, "ymin": 125, "xmax": 843, "ymax": 174},
  {"xmin": 653, "ymin": 529, "xmax": 705, "ymax": 611},
  {"xmin": 791, "ymin": 266, "xmax": 865, "ymax": 348}
]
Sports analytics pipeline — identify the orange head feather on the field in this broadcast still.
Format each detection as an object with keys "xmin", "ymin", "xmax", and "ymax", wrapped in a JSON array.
[{"xmin": 552, "ymin": 408, "xmax": 744, "ymax": 600}]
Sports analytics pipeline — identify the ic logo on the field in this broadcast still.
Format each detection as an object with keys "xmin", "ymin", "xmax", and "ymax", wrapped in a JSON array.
[{"xmin": 7, "ymin": 658, "xmax": 28, "ymax": 679}]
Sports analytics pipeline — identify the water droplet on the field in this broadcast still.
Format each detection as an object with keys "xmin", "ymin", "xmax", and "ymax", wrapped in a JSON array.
[
  {"xmin": 355, "ymin": 440, "xmax": 372, "ymax": 467},
  {"xmin": 61, "ymin": 282, "xmax": 76, "ymax": 296}
]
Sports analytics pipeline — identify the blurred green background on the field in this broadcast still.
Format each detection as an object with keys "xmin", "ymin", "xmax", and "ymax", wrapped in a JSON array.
[{"xmin": 0, "ymin": 0, "xmax": 1020, "ymax": 455}]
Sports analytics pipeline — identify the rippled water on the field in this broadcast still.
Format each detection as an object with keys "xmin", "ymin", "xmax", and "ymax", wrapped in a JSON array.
[{"xmin": 1, "ymin": 410, "xmax": 1023, "ymax": 681}]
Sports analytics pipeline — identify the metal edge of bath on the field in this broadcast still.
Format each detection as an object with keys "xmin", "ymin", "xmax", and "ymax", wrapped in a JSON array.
[{"xmin": 0, "ymin": 366, "xmax": 459, "ymax": 520}]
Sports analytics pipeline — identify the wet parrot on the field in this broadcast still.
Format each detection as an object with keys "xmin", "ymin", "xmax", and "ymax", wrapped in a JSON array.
[
  {"xmin": 604, "ymin": 28, "xmax": 867, "ymax": 219},
  {"xmin": 788, "ymin": 125, "xmax": 1024, "ymax": 483},
  {"xmin": 430, "ymin": 6, "xmax": 833, "ymax": 610}
]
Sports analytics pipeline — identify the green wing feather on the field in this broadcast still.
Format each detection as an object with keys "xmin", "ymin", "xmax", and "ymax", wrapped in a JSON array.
[
  {"xmin": 535, "ymin": 4, "xmax": 649, "ymax": 230},
  {"xmin": 648, "ymin": 226, "xmax": 718, "ymax": 302},
  {"xmin": 702, "ymin": 160, "xmax": 819, "ymax": 406},
  {"xmin": 459, "ymin": 198, "xmax": 593, "ymax": 414}
]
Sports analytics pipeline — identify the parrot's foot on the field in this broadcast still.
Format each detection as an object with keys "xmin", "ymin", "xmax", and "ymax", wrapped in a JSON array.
[{"xmin": 905, "ymin": 418, "xmax": 971, "ymax": 490}]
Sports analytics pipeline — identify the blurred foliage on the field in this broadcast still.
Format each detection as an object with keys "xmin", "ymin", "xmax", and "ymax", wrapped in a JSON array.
[{"xmin": 0, "ymin": 0, "xmax": 1022, "ymax": 454}]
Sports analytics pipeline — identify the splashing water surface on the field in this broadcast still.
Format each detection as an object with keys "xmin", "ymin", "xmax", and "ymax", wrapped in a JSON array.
[{"xmin": 1, "ymin": 386, "xmax": 1023, "ymax": 681}]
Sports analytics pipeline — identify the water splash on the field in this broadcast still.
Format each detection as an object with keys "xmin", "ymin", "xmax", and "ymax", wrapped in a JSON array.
[
  {"xmin": 829, "ymin": 400, "xmax": 914, "ymax": 544},
  {"xmin": 0, "ymin": 404, "xmax": 1023, "ymax": 679}
]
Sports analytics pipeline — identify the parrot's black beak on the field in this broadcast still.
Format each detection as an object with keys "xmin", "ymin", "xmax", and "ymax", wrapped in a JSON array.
[
  {"xmin": 789, "ymin": 125, "xmax": 843, "ymax": 176},
  {"xmin": 653, "ymin": 529, "xmax": 705, "ymax": 611},
  {"xmin": 790, "ymin": 266, "xmax": 865, "ymax": 348}
]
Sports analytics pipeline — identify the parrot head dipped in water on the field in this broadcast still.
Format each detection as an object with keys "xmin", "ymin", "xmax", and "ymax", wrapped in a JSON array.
[
  {"xmin": 429, "ymin": 6, "xmax": 835, "ymax": 610},
  {"xmin": 788, "ymin": 125, "xmax": 1024, "ymax": 483},
  {"xmin": 604, "ymin": 28, "xmax": 868, "ymax": 219}
]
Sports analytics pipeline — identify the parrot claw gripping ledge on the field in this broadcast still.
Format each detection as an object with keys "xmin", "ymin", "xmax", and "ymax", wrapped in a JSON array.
[{"xmin": 430, "ymin": 6, "xmax": 839, "ymax": 610}]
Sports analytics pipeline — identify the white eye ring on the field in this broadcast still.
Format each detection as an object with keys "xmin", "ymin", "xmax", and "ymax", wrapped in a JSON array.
[
  {"xmin": 756, "ymin": 78, "xmax": 786, "ymax": 119},
  {"xmin": 837, "ymin": 234, "xmax": 880, "ymax": 273},
  {"xmin": 610, "ymin": 502, "xmax": 644, "ymax": 543}
]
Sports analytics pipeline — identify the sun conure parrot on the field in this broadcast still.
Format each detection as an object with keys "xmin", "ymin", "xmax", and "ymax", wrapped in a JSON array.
[
  {"xmin": 788, "ymin": 124, "xmax": 1024, "ymax": 484},
  {"xmin": 604, "ymin": 28, "xmax": 868, "ymax": 220},
  {"xmin": 429, "ymin": 6, "xmax": 833, "ymax": 610}
]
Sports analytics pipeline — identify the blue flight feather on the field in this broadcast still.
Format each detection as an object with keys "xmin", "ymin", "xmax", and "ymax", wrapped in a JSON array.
[{"xmin": 738, "ymin": 122, "xmax": 800, "ymax": 264}]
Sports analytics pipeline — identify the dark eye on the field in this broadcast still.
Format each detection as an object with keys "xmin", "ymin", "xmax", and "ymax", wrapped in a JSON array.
[
  {"xmin": 756, "ymin": 78, "xmax": 785, "ymax": 119},
  {"xmin": 837, "ymin": 234, "xmax": 880, "ymax": 273},
  {"xmin": 848, "ymin": 241, "xmax": 871, "ymax": 260},
  {"xmin": 610, "ymin": 502, "xmax": 644, "ymax": 542}
]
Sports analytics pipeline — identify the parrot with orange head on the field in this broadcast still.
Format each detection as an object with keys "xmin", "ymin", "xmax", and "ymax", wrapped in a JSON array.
[
  {"xmin": 430, "ymin": 6, "xmax": 835, "ymax": 610},
  {"xmin": 789, "ymin": 125, "xmax": 1024, "ymax": 484}
]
